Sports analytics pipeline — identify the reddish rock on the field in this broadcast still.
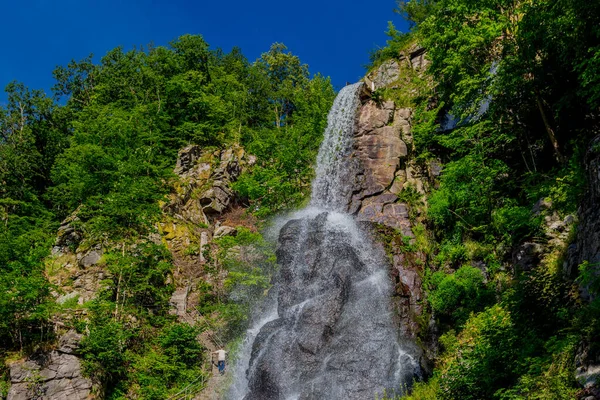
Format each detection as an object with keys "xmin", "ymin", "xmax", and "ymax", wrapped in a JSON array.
[{"xmin": 357, "ymin": 100, "xmax": 393, "ymax": 134}]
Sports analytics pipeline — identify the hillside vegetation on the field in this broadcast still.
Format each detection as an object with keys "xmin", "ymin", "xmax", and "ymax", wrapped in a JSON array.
[
  {"xmin": 369, "ymin": 0, "xmax": 600, "ymax": 398},
  {"xmin": 2, "ymin": 0, "xmax": 600, "ymax": 397},
  {"xmin": 0, "ymin": 36, "xmax": 334, "ymax": 398}
]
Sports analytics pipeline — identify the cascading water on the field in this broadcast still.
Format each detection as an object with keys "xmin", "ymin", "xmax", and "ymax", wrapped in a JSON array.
[
  {"xmin": 228, "ymin": 83, "xmax": 420, "ymax": 400},
  {"xmin": 310, "ymin": 83, "xmax": 363, "ymax": 211}
]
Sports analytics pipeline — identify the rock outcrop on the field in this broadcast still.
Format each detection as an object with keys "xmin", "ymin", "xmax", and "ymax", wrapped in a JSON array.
[
  {"xmin": 161, "ymin": 144, "xmax": 256, "ymax": 315},
  {"xmin": 52, "ymin": 212, "xmax": 82, "ymax": 255},
  {"xmin": 166, "ymin": 144, "xmax": 254, "ymax": 223},
  {"xmin": 49, "ymin": 209, "xmax": 106, "ymax": 306},
  {"xmin": 364, "ymin": 46, "xmax": 429, "ymax": 92},
  {"xmin": 569, "ymin": 135, "xmax": 600, "ymax": 298},
  {"xmin": 513, "ymin": 197, "xmax": 576, "ymax": 273},
  {"xmin": 7, "ymin": 331, "xmax": 95, "ymax": 400},
  {"xmin": 349, "ymin": 99, "xmax": 413, "ymax": 237}
]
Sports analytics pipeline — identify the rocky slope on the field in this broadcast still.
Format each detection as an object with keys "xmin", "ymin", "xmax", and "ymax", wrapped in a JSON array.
[{"xmin": 6, "ymin": 144, "xmax": 258, "ymax": 400}]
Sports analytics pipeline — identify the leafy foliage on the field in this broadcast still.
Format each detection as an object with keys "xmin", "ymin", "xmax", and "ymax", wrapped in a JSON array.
[
  {"xmin": 368, "ymin": 0, "xmax": 600, "ymax": 396},
  {"xmin": 209, "ymin": 228, "xmax": 277, "ymax": 340},
  {"xmin": 0, "ymin": 34, "xmax": 334, "ymax": 396},
  {"xmin": 428, "ymin": 265, "xmax": 492, "ymax": 325},
  {"xmin": 437, "ymin": 305, "xmax": 518, "ymax": 399}
]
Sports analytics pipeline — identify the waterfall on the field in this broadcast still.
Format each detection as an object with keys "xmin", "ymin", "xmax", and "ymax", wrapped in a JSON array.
[
  {"xmin": 310, "ymin": 82, "xmax": 363, "ymax": 211},
  {"xmin": 227, "ymin": 83, "xmax": 420, "ymax": 400}
]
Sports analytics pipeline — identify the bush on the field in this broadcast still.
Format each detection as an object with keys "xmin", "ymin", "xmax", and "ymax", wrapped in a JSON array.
[
  {"xmin": 80, "ymin": 306, "xmax": 130, "ymax": 387},
  {"xmin": 438, "ymin": 305, "xmax": 518, "ymax": 400},
  {"xmin": 158, "ymin": 323, "xmax": 203, "ymax": 367},
  {"xmin": 428, "ymin": 265, "xmax": 492, "ymax": 325}
]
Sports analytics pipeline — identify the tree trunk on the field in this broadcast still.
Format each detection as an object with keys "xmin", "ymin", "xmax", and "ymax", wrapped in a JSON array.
[{"xmin": 535, "ymin": 91, "xmax": 564, "ymax": 163}]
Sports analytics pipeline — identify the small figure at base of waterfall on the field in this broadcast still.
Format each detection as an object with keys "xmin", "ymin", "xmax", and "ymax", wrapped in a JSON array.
[{"xmin": 212, "ymin": 349, "xmax": 227, "ymax": 375}]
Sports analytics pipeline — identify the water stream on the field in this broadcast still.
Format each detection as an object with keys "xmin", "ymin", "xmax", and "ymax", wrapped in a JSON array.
[{"xmin": 227, "ymin": 83, "xmax": 420, "ymax": 400}]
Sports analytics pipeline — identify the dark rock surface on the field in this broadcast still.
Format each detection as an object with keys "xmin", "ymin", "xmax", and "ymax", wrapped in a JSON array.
[
  {"xmin": 243, "ymin": 213, "xmax": 421, "ymax": 400},
  {"xmin": 569, "ymin": 136, "xmax": 600, "ymax": 299},
  {"xmin": 513, "ymin": 242, "xmax": 544, "ymax": 272},
  {"xmin": 576, "ymin": 342, "xmax": 600, "ymax": 399},
  {"xmin": 52, "ymin": 211, "xmax": 82, "ymax": 255}
]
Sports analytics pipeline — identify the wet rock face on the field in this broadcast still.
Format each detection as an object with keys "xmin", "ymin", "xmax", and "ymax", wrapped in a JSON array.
[
  {"xmin": 243, "ymin": 213, "xmax": 420, "ymax": 400},
  {"xmin": 575, "ymin": 343, "xmax": 600, "ymax": 399},
  {"xmin": 8, "ymin": 331, "xmax": 94, "ymax": 400}
]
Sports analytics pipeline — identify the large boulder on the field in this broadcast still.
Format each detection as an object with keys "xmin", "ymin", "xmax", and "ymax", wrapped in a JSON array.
[
  {"xmin": 243, "ymin": 213, "xmax": 421, "ymax": 400},
  {"xmin": 7, "ymin": 331, "xmax": 94, "ymax": 400}
]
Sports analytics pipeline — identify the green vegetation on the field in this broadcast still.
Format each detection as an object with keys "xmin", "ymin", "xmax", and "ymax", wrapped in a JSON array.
[
  {"xmin": 207, "ymin": 227, "xmax": 277, "ymax": 341},
  {"xmin": 2, "ymin": 0, "xmax": 600, "ymax": 396},
  {"xmin": 373, "ymin": 0, "xmax": 600, "ymax": 397},
  {"xmin": 233, "ymin": 44, "xmax": 335, "ymax": 215},
  {"xmin": 0, "ymin": 34, "xmax": 333, "ymax": 395},
  {"xmin": 80, "ymin": 302, "xmax": 205, "ymax": 398}
]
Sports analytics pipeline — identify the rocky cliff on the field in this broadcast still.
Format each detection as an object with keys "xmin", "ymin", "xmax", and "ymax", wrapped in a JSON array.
[
  {"xmin": 7, "ymin": 331, "xmax": 93, "ymax": 400},
  {"xmin": 345, "ymin": 48, "xmax": 437, "ymax": 343}
]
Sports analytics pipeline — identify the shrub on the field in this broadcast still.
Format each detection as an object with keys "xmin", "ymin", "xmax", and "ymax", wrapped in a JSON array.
[
  {"xmin": 429, "ymin": 265, "xmax": 491, "ymax": 325},
  {"xmin": 438, "ymin": 305, "xmax": 518, "ymax": 400},
  {"xmin": 158, "ymin": 323, "xmax": 203, "ymax": 367}
]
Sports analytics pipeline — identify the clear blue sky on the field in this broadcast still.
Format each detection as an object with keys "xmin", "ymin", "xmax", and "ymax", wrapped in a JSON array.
[{"xmin": 0, "ymin": 0, "xmax": 408, "ymax": 104}]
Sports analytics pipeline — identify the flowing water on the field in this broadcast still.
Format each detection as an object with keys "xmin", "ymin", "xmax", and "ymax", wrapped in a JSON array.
[
  {"xmin": 310, "ymin": 83, "xmax": 363, "ymax": 211},
  {"xmin": 227, "ymin": 83, "xmax": 420, "ymax": 400}
]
